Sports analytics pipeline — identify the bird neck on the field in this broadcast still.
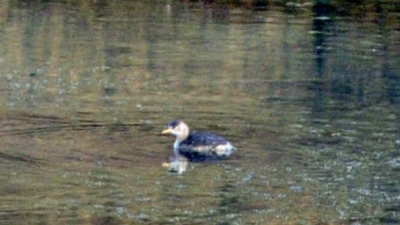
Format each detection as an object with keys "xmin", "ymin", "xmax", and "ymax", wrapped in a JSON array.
[
  {"xmin": 177, "ymin": 125, "xmax": 189, "ymax": 143},
  {"xmin": 173, "ymin": 138, "xmax": 180, "ymax": 158},
  {"xmin": 173, "ymin": 124, "xmax": 189, "ymax": 160},
  {"xmin": 173, "ymin": 128, "xmax": 188, "ymax": 150}
]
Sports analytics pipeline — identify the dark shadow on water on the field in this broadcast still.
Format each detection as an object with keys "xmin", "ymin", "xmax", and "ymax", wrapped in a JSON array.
[
  {"xmin": 91, "ymin": 215, "xmax": 122, "ymax": 225},
  {"xmin": 309, "ymin": 1, "xmax": 334, "ymax": 115},
  {"xmin": 0, "ymin": 111, "xmax": 141, "ymax": 137},
  {"xmin": 0, "ymin": 152, "xmax": 41, "ymax": 164},
  {"xmin": 215, "ymin": 169, "xmax": 242, "ymax": 224}
]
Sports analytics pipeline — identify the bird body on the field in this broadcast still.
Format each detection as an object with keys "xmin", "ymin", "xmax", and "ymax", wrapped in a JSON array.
[
  {"xmin": 161, "ymin": 120, "xmax": 236, "ymax": 173},
  {"xmin": 178, "ymin": 131, "xmax": 235, "ymax": 160}
]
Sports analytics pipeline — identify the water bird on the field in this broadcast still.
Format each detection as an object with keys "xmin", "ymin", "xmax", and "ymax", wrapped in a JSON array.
[{"xmin": 161, "ymin": 120, "xmax": 236, "ymax": 174}]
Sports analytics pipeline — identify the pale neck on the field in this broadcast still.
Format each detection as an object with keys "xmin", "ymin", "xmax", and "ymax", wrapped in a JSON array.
[
  {"xmin": 177, "ymin": 130, "xmax": 189, "ymax": 142},
  {"xmin": 177, "ymin": 124, "xmax": 189, "ymax": 143}
]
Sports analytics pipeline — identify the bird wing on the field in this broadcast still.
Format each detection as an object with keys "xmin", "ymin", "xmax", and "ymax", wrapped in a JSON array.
[
  {"xmin": 178, "ymin": 132, "xmax": 233, "ymax": 161},
  {"xmin": 182, "ymin": 132, "xmax": 228, "ymax": 147}
]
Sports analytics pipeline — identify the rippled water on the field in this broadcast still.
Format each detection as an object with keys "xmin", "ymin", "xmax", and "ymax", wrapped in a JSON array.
[{"xmin": 0, "ymin": 0, "xmax": 399, "ymax": 224}]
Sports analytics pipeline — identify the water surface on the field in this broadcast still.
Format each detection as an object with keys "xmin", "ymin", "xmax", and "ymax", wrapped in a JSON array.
[{"xmin": 0, "ymin": 1, "xmax": 399, "ymax": 224}]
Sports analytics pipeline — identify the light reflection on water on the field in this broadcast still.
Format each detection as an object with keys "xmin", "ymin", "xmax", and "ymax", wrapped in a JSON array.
[{"xmin": 0, "ymin": 0, "xmax": 400, "ymax": 224}]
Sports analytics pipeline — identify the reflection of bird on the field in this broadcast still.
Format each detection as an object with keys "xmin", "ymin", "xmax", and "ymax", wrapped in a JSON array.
[{"xmin": 161, "ymin": 120, "xmax": 236, "ymax": 174}]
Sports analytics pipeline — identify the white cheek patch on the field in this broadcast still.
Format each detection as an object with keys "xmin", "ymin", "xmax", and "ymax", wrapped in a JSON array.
[{"xmin": 171, "ymin": 130, "xmax": 180, "ymax": 136}]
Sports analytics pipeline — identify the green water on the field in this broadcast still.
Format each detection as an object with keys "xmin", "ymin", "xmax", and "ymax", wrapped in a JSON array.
[{"xmin": 0, "ymin": 0, "xmax": 399, "ymax": 224}]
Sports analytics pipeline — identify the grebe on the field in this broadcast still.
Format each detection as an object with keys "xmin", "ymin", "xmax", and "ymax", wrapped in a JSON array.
[{"xmin": 161, "ymin": 120, "xmax": 236, "ymax": 174}]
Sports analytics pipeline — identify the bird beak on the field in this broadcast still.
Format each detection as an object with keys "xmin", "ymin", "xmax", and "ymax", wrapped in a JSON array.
[{"xmin": 161, "ymin": 128, "xmax": 173, "ymax": 134}]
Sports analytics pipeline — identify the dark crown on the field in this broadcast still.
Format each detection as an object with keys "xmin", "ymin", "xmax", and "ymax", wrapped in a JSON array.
[{"xmin": 168, "ymin": 120, "xmax": 181, "ymax": 128}]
